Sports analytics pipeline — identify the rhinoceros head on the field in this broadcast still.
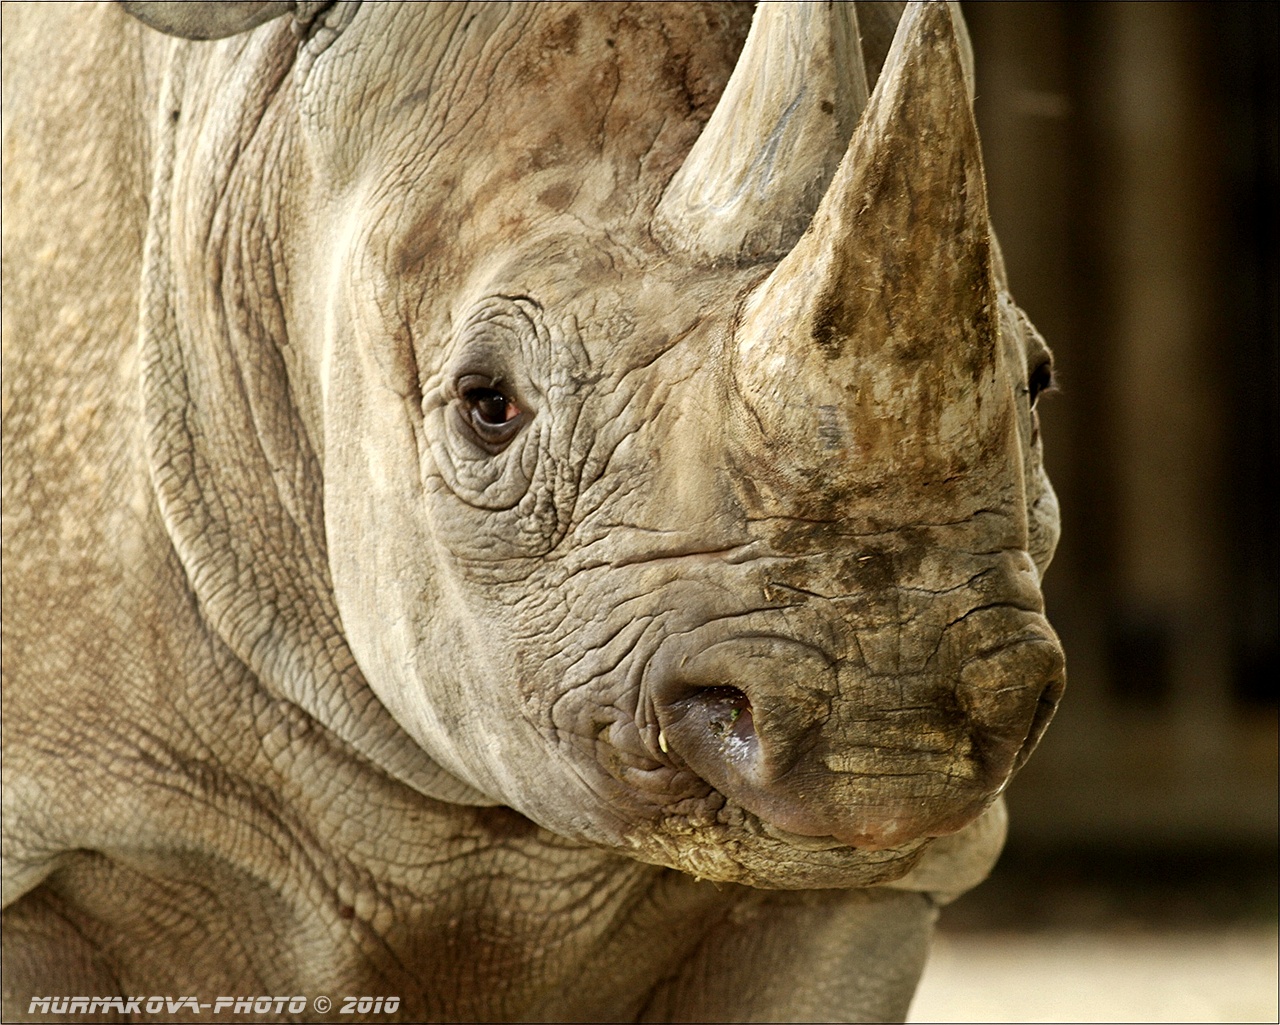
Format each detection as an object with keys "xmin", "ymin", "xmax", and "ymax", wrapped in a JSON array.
[{"xmin": 131, "ymin": 1, "xmax": 1063, "ymax": 889}]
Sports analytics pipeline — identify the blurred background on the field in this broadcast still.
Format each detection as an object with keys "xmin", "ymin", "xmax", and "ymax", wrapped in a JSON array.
[{"xmin": 912, "ymin": 3, "xmax": 1277, "ymax": 1020}]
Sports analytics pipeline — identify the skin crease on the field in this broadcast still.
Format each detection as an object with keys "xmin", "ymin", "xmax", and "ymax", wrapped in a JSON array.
[{"xmin": 2, "ymin": 3, "xmax": 1061, "ymax": 1022}]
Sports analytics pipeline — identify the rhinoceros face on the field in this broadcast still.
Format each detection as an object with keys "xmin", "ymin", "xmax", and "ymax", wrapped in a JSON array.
[{"xmin": 281, "ymin": 2, "xmax": 1064, "ymax": 888}]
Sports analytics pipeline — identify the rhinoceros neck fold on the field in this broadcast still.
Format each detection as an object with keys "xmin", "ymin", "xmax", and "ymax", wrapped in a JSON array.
[{"xmin": 137, "ymin": 31, "xmax": 498, "ymax": 809}]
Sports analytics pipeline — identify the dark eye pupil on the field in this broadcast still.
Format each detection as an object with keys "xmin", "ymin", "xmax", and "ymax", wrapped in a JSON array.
[
  {"xmin": 471, "ymin": 388, "xmax": 513, "ymax": 425},
  {"xmin": 1029, "ymin": 361, "xmax": 1054, "ymax": 405},
  {"xmin": 455, "ymin": 375, "xmax": 527, "ymax": 448}
]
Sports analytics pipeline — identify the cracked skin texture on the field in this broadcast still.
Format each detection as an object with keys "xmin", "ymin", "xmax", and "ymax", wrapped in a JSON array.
[{"xmin": 3, "ymin": 3, "xmax": 1059, "ymax": 1021}]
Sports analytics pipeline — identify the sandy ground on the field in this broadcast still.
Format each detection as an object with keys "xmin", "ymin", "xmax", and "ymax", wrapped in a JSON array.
[{"xmin": 907, "ymin": 927, "xmax": 1279, "ymax": 1023}]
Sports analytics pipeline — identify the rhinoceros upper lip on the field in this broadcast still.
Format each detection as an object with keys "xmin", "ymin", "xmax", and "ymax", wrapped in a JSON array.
[{"xmin": 756, "ymin": 818, "xmax": 850, "ymax": 851}]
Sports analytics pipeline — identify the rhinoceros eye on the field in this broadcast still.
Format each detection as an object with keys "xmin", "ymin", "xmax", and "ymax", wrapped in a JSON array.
[
  {"xmin": 1028, "ymin": 358, "xmax": 1056, "ymax": 408},
  {"xmin": 457, "ymin": 374, "xmax": 528, "ymax": 449}
]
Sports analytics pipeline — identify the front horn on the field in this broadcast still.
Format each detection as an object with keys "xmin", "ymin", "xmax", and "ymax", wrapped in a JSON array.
[
  {"xmin": 730, "ymin": 1, "xmax": 1004, "ymax": 494},
  {"xmin": 652, "ymin": 1, "xmax": 870, "ymax": 266}
]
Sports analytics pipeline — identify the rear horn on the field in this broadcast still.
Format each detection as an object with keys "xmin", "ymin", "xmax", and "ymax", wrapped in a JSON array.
[{"xmin": 652, "ymin": 1, "xmax": 869, "ymax": 266}]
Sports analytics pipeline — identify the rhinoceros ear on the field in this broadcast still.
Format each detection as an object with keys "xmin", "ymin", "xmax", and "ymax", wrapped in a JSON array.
[
  {"xmin": 653, "ymin": 1, "xmax": 870, "ymax": 266},
  {"xmin": 119, "ymin": 1, "xmax": 295, "ymax": 40}
]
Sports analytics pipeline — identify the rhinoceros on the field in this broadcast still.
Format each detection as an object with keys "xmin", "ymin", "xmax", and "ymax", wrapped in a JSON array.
[{"xmin": 2, "ymin": 0, "xmax": 1064, "ymax": 1020}]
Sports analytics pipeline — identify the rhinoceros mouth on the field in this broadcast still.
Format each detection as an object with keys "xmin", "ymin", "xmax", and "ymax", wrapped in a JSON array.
[
  {"xmin": 591, "ymin": 724, "xmax": 935, "ymax": 885},
  {"xmin": 754, "ymin": 819, "xmax": 860, "ymax": 852},
  {"xmin": 632, "ymin": 798, "xmax": 935, "ymax": 890},
  {"xmin": 589, "ymin": 720, "xmax": 976, "ymax": 888}
]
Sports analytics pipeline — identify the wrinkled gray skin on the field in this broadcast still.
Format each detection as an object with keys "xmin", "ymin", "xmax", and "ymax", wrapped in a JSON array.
[{"xmin": 2, "ymin": 2, "xmax": 1063, "ymax": 1021}]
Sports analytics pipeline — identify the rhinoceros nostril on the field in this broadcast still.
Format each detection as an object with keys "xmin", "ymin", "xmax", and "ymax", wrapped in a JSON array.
[
  {"xmin": 696, "ymin": 685, "xmax": 753, "ymax": 738},
  {"xmin": 1012, "ymin": 666, "xmax": 1066, "ymax": 771},
  {"xmin": 958, "ymin": 633, "xmax": 1066, "ymax": 778},
  {"xmin": 659, "ymin": 681, "xmax": 761, "ymax": 767},
  {"xmin": 647, "ymin": 633, "xmax": 833, "ymax": 792}
]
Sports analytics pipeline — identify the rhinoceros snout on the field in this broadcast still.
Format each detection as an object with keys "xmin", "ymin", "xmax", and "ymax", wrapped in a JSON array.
[{"xmin": 646, "ymin": 615, "xmax": 1065, "ymax": 851}]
